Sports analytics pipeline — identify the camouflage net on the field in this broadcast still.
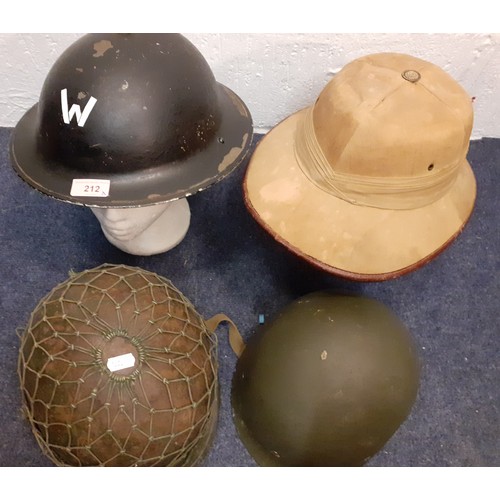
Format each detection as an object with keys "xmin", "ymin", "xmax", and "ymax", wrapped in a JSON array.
[{"xmin": 18, "ymin": 264, "xmax": 218, "ymax": 466}]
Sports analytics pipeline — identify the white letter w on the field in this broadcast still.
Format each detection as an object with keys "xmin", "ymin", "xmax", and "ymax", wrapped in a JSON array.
[{"xmin": 60, "ymin": 88, "xmax": 97, "ymax": 127}]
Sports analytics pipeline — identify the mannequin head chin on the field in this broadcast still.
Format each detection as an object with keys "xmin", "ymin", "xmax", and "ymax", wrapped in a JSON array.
[
  {"xmin": 90, "ymin": 198, "xmax": 191, "ymax": 256},
  {"xmin": 90, "ymin": 203, "xmax": 172, "ymax": 241}
]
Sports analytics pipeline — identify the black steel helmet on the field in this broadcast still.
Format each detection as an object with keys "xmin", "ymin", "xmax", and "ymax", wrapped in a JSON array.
[
  {"xmin": 10, "ymin": 33, "xmax": 253, "ymax": 207},
  {"xmin": 231, "ymin": 292, "xmax": 420, "ymax": 466}
]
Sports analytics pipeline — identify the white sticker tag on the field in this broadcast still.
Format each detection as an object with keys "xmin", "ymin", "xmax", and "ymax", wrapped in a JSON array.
[
  {"xmin": 70, "ymin": 179, "xmax": 110, "ymax": 197},
  {"xmin": 107, "ymin": 353, "xmax": 135, "ymax": 372}
]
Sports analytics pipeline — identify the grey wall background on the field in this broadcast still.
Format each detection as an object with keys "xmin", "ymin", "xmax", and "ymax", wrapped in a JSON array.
[{"xmin": 1, "ymin": 33, "xmax": 499, "ymax": 138}]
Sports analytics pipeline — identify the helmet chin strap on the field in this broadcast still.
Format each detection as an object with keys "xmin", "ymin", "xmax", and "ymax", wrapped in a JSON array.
[{"xmin": 205, "ymin": 313, "xmax": 245, "ymax": 357}]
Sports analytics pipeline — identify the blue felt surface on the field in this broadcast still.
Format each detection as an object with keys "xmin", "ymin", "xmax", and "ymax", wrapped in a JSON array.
[{"xmin": 0, "ymin": 128, "xmax": 498, "ymax": 466}]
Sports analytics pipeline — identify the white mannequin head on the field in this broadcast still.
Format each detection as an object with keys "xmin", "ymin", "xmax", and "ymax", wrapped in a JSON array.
[{"xmin": 90, "ymin": 198, "xmax": 191, "ymax": 256}]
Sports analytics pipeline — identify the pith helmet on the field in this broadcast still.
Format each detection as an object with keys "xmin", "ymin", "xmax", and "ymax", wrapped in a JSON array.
[
  {"xmin": 11, "ymin": 33, "xmax": 253, "ymax": 207},
  {"xmin": 18, "ymin": 264, "xmax": 221, "ymax": 466},
  {"xmin": 232, "ymin": 292, "xmax": 420, "ymax": 466},
  {"xmin": 244, "ymin": 52, "xmax": 476, "ymax": 280}
]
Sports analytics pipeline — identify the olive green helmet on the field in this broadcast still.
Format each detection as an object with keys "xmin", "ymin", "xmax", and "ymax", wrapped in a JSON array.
[{"xmin": 231, "ymin": 292, "xmax": 420, "ymax": 466}]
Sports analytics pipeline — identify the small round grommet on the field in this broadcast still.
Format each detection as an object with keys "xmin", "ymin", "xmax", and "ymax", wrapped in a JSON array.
[{"xmin": 402, "ymin": 69, "xmax": 421, "ymax": 83}]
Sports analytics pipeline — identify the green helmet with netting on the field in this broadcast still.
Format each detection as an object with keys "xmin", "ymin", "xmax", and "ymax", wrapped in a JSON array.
[
  {"xmin": 18, "ymin": 264, "xmax": 222, "ymax": 466},
  {"xmin": 231, "ymin": 292, "xmax": 420, "ymax": 466}
]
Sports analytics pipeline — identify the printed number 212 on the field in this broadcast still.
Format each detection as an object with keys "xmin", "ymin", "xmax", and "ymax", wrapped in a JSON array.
[{"xmin": 84, "ymin": 185, "xmax": 100, "ymax": 193}]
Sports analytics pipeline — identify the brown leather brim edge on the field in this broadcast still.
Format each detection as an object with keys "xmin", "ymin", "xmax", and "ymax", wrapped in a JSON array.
[
  {"xmin": 243, "ymin": 182, "xmax": 475, "ymax": 281},
  {"xmin": 243, "ymin": 112, "xmax": 477, "ymax": 282}
]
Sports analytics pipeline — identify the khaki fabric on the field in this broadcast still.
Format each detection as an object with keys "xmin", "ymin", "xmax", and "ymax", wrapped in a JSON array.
[
  {"xmin": 245, "ymin": 110, "xmax": 476, "ymax": 279},
  {"xmin": 312, "ymin": 53, "xmax": 473, "ymax": 180},
  {"xmin": 244, "ymin": 53, "xmax": 476, "ymax": 280}
]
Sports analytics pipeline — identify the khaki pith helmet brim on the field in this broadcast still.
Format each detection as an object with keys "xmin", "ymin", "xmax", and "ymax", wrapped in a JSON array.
[{"xmin": 243, "ymin": 108, "xmax": 476, "ymax": 281}]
